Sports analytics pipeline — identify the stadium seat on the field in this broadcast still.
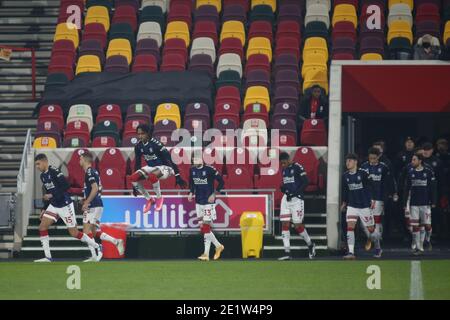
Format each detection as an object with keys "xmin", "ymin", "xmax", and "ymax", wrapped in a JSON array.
[
  {"xmin": 165, "ymin": 21, "xmax": 190, "ymax": 47},
  {"xmin": 82, "ymin": 23, "xmax": 107, "ymax": 49},
  {"xmin": 136, "ymin": 38, "xmax": 161, "ymax": 61},
  {"xmin": 302, "ymin": 53, "xmax": 327, "ymax": 77},
  {"xmin": 67, "ymin": 104, "xmax": 94, "ymax": 131},
  {"xmin": 109, "ymin": 23, "xmax": 135, "ymax": 49},
  {"xmin": 251, "ymin": 0, "xmax": 276, "ymax": 12},
  {"xmin": 278, "ymin": 4, "xmax": 303, "ymax": 22},
  {"xmin": 444, "ymin": 21, "xmax": 450, "ymax": 44},
  {"xmin": 48, "ymin": 56, "xmax": 74, "ymax": 81},
  {"xmin": 153, "ymin": 119, "xmax": 178, "ymax": 146},
  {"xmin": 96, "ymin": 104, "xmax": 123, "ymax": 130},
  {"xmin": 303, "ymin": 69, "xmax": 328, "ymax": 94},
  {"xmin": 245, "ymin": 54, "xmax": 271, "ymax": 77},
  {"xmin": 163, "ymin": 38, "xmax": 188, "ymax": 63},
  {"xmin": 99, "ymin": 147, "xmax": 127, "ymax": 172},
  {"xmin": 275, "ymin": 69, "xmax": 300, "ymax": 91},
  {"xmin": 92, "ymin": 136, "xmax": 117, "ymax": 148},
  {"xmin": 188, "ymin": 54, "xmax": 214, "ymax": 76},
  {"xmin": 93, "ymin": 120, "xmax": 121, "ymax": 145},
  {"xmin": 273, "ymin": 86, "xmax": 299, "ymax": 109},
  {"xmin": 160, "ymin": 53, "xmax": 185, "ymax": 71},
  {"xmin": 249, "ymin": 21, "xmax": 273, "ymax": 43},
  {"xmin": 220, "ymin": 21, "xmax": 246, "ymax": 46},
  {"xmin": 306, "ymin": 0, "xmax": 331, "ymax": 12},
  {"xmin": 332, "ymin": 21, "xmax": 356, "ymax": 43},
  {"xmin": 247, "ymin": 37, "xmax": 272, "ymax": 62},
  {"xmin": 242, "ymin": 103, "xmax": 269, "ymax": 126},
  {"xmin": 76, "ymin": 55, "xmax": 101, "ymax": 75},
  {"xmin": 360, "ymin": 36, "xmax": 385, "ymax": 56},
  {"xmin": 276, "ymin": 21, "xmax": 301, "ymax": 44},
  {"xmin": 293, "ymin": 147, "xmax": 324, "ymax": 192},
  {"xmin": 112, "ymin": 4, "xmax": 138, "ymax": 32},
  {"xmin": 196, "ymin": 0, "xmax": 222, "ymax": 12},
  {"xmin": 194, "ymin": 4, "xmax": 220, "ymax": 27},
  {"xmin": 216, "ymin": 70, "xmax": 242, "ymax": 89},
  {"xmin": 241, "ymin": 118, "xmax": 268, "ymax": 147},
  {"xmin": 54, "ymin": 23, "xmax": 79, "ymax": 48},
  {"xmin": 216, "ymin": 53, "xmax": 242, "ymax": 78},
  {"xmin": 142, "ymin": 0, "xmax": 167, "ymax": 12},
  {"xmin": 66, "ymin": 148, "xmax": 90, "ymax": 192},
  {"xmin": 415, "ymin": 20, "xmax": 440, "ymax": 40},
  {"xmin": 332, "ymin": 4, "xmax": 357, "ymax": 28},
  {"xmin": 415, "ymin": 3, "xmax": 440, "ymax": 25},
  {"xmin": 254, "ymin": 169, "xmax": 283, "ymax": 208},
  {"xmin": 361, "ymin": 52, "xmax": 383, "ymax": 60},
  {"xmin": 388, "ymin": 0, "xmax": 413, "ymax": 10},
  {"xmin": 244, "ymin": 86, "xmax": 270, "ymax": 111},
  {"xmin": 304, "ymin": 21, "xmax": 329, "ymax": 39},
  {"xmin": 117, "ymin": 0, "xmax": 140, "ymax": 11},
  {"xmin": 35, "ymin": 121, "xmax": 62, "ymax": 146},
  {"xmin": 223, "ymin": 165, "xmax": 254, "ymax": 190},
  {"xmin": 219, "ymin": 38, "xmax": 244, "ymax": 60},
  {"xmin": 192, "ymin": 21, "xmax": 218, "ymax": 45},
  {"xmin": 303, "ymin": 37, "xmax": 329, "ymax": 61},
  {"xmin": 190, "ymin": 37, "xmax": 216, "ymax": 62},
  {"xmin": 331, "ymin": 37, "xmax": 356, "ymax": 57},
  {"xmin": 275, "ymin": 37, "xmax": 301, "ymax": 62},
  {"xmin": 273, "ymin": 102, "xmax": 297, "ymax": 121},
  {"xmin": 300, "ymin": 119, "xmax": 327, "ymax": 146},
  {"xmin": 86, "ymin": 0, "xmax": 113, "ymax": 11},
  {"xmin": 38, "ymin": 104, "xmax": 64, "ymax": 130},
  {"xmin": 51, "ymin": 40, "xmax": 76, "ymax": 64},
  {"xmin": 223, "ymin": 4, "xmax": 247, "ymax": 23},
  {"xmin": 154, "ymin": 103, "xmax": 181, "ymax": 128},
  {"xmin": 132, "ymin": 54, "xmax": 158, "ymax": 72},
  {"xmin": 216, "ymin": 86, "xmax": 241, "ymax": 108},
  {"xmin": 245, "ymin": 69, "xmax": 270, "ymax": 90},
  {"xmin": 271, "ymin": 117, "xmax": 297, "ymax": 146},
  {"xmin": 250, "ymin": 4, "xmax": 274, "ymax": 23},
  {"xmin": 105, "ymin": 55, "xmax": 130, "ymax": 73},
  {"xmin": 388, "ymin": 37, "xmax": 412, "ymax": 59},
  {"xmin": 214, "ymin": 105, "xmax": 240, "ymax": 128},
  {"xmin": 33, "ymin": 137, "xmax": 58, "ymax": 149},
  {"xmin": 140, "ymin": 5, "xmax": 165, "ymax": 30},
  {"xmin": 387, "ymin": 3, "xmax": 413, "ymax": 28},
  {"xmin": 85, "ymin": 6, "xmax": 110, "ymax": 32},
  {"xmin": 305, "ymin": 4, "xmax": 330, "ymax": 29},
  {"xmin": 78, "ymin": 39, "xmax": 105, "ymax": 65},
  {"xmin": 107, "ymin": 39, "xmax": 132, "ymax": 64},
  {"xmin": 387, "ymin": 20, "xmax": 413, "ymax": 44},
  {"xmin": 100, "ymin": 167, "xmax": 126, "ymax": 195},
  {"xmin": 167, "ymin": 3, "xmax": 192, "ymax": 29},
  {"xmin": 184, "ymin": 102, "xmax": 210, "ymax": 133},
  {"xmin": 64, "ymin": 120, "xmax": 91, "ymax": 146}
]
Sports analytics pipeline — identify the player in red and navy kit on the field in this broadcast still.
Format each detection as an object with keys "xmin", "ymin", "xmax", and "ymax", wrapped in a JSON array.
[
  {"xmin": 188, "ymin": 155, "xmax": 225, "ymax": 261},
  {"xmin": 129, "ymin": 124, "xmax": 187, "ymax": 213},
  {"xmin": 79, "ymin": 151, "xmax": 124, "ymax": 262},
  {"xmin": 403, "ymin": 153, "xmax": 437, "ymax": 255},
  {"xmin": 278, "ymin": 152, "xmax": 316, "ymax": 260},
  {"xmin": 360, "ymin": 147, "xmax": 398, "ymax": 250},
  {"xmin": 341, "ymin": 153, "xmax": 382, "ymax": 260},
  {"xmin": 34, "ymin": 153, "xmax": 102, "ymax": 262}
]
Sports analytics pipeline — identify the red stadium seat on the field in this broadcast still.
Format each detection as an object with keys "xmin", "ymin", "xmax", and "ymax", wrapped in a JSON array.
[
  {"xmin": 242, "ymin": 104, "xmax": 269, "ymax": 127},
  {"xmin": 275, "ymin": 36, "xmax": 301, "ymax": 62},
  {"xmin": 92, "ymin": 136, "xmax": 117, "ymax": 147},
  {"xmin": 168, "ymin": 3, "xmax": 192, "ymax": 29},
  {"xmin": 248, "ymin": 21, "xmax": 273, "ymax": 42},
  {"xmin": 64, "ymin": 120, "xmax": 90, "ymax": 145},
  {"xmin": 224, "ymin": 0, "xmax": 249, "ymax": 12},
  {"xmin": 293, "ymin": 147, "xmax": 324, "ymax": 192},
  {"xmin": 161, "ymin": 54, "xmax": 186, "ymax": 71},
  {"xmin": 219, "ymin": 38, "xmax": 244, "ymax": 60},
  {"xmin": 38, "ymin": 104, "xmax": 65, "ymax": 130},
  {"xmin": 100, "ymin": 167, "xmax": 126, "ymax": 195},
  {"xmin": 192, "ymin": 21, "xmax": 218, "ymax": 45},
  {"xmin": 48, "ymin": 55, "xmax": 74, "ymax": 80},
  {"xmin": 300, "ymin": 119, "xmax": 327, "ymax": 146},
  {"xmin": 82, "ymin": 23, "xmax": 107, "ymax": 49},
  {"xmin": 415, "ymin": 3, "xmax": 440, "ymax": 25},
  {"xmin": 276, "ymin": 21, "xmax": 301, "ymax": 44},
  {"xmin": 225, "ymin": 148, "xmax": 257, "ymax": 175},
  {"xmin": 163, "ymin": 38, "xmax": 188, "ymax": 63},
  {"xmin": 244, "ymin": 54, "xmax": 270, "ymax": 77},
  {"xmin": 332, "ymin": 21, "xmax": 357, "ymax": 43},
  {"xmin": 132, "ymin": 54, "xmax": 158, "ymax": 72},
  {"xmin": 170, "ymin": 0, "xmax": 194, "ymax": 12},
  {"xmin": 254, "ymin": 170, "xmax": 283, "ymax": 209},
  {"xmin": 67, "ymin": 148, "xmax": 90, "ymax": 194},
  {"xmin": 223, "ymin": 165, "xmax": 254, "ymax": 191},
  {"xmin": 123, "ymin": 119, "xmax": 148, "ymax": 137},
  {"xmin": 112, "ymin": 5, "xmax": 138, "ymax": 32},
  {"xmin": 216, "ymin": 86, "xmax": 241, "ymax": 108},
  {"xmin": 96, "ymin": 104, "xmax": 123, "ymax": 130},
  {"xmin": 51, "ymin": 40, "xmax": 77, "ymax": 63},
  {"xmin": 98, "ymin": 147, "xmax": 127, "ymax": 173}
]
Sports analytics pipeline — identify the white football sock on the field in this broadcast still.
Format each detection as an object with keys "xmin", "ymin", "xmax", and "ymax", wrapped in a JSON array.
[
  {"xmin": 426, "ymin": 228, "xmax": 432, "ymax": 242},
  {"xmin": 370, "ymin": 231, "xmax": 381, "ymax": 249},
  {"xmin": 153, "ymin": 181, "xmax": 162, "ymax": 198},
  {"xmin": 413, "ymin": 231, "xmax": 420, "ymax": 249},
  {"xmin": 282, "ymin": 230, "xmax": 290, "ymax": 254},
  {"xmin": 347, "ymin": 230, "xmax": 355, "ymax": 254},
  {"xmin": 207, "ymin": 231, "xmax": 221, "ymax": 248},
  {"xmin": 99, "ymin": 231, "xmax": 118, "ymax": 244},
  {"xmin": 420, "ymin": 226, "xmax": 426, "ymax": 249},
  {"xmin": 203, "ymin": 234, "xmax": 211, "ymax": 256},
  {"xmin": 80, "ymin": 233, "xmax": 99, "ymax": 249},
  {"xmin": 40, "ymin": 235, "xmax": 52, "ymax": 259},
  {"xmin": 132, "ymin": 181, "xmax": 152, "ymax": 200},
  {"xmin": 299, "ymin": 230, "xmax": 312, "ymax": 246}
]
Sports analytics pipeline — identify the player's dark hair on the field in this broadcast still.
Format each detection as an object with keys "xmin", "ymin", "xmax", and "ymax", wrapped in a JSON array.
[
  {"xmin": 80, "ymin": 151, "xmax": 94, "ymax": 163},
  {"xmin": 422, "ymin": 142, "xmax": 433, "ymax": 151},
  {"xmin": 414, "ymin": 153, "xmax": 424, "ymax": 162},
  {"xmin": 279, "ymin": 152, "xmax": 290, "ymax": 161},
  {"xmin": 345, "ymin": 153, "xmax": 358, "ymax": 161},
  {"xmin": 368, "ymin": 147, "xmax": 380, "ymax": 156},
  {"xmin": 34, "ymin": 153, "xmax": 48, "ymax": 162},
  {"xmin": 136, "ymin": 123, "xmax": 151, "ymax": 134}
]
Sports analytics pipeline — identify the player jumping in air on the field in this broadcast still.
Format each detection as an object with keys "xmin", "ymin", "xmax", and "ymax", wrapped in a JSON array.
[
  {"xmin": 188, "ymin": 154, "xmax": 225, "ymax": 261},
  {"xmin": 129, "ymin": 124, "xmax": 187, "ymax": 213},
  {"xmin": 360, "ymin": 147, "xmax": 397, "ymax": 251},
  {"xmin": 278, "ymin": 152, "xmax": 316, "ymax": 260},
  {"xmin": 341, "ymin": 153, "xmax": 382, "ymax": 260},
  {"xmin": 34, "ymin": 153, "xmax": 102, "ymax": 262},
  {"xmin": 403, "ymin": 153, "xmax": 437, "ymax": 255},
  {"xmin": 79, "ymin": 151, "xmax": 124, "ymax": 262}
]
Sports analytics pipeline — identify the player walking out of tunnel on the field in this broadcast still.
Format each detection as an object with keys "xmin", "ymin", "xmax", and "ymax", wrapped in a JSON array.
[
  {"xmin": 278, "ymin": 152, "xmax": 316, "ymax": 260},
  {"xmin": 34, "ymin": 154, "xmax": 102, "ymax": 262},
  {"xmin": 188, "ymin": 154, "xmax": 225, "ymax": 261},
  {"xmin": 128, "ymin": 124, "xmax": 186, "ymax": 213},
  {"xmin": 79, "ymin": 151, "xmax": 124, "ymax": 262}
]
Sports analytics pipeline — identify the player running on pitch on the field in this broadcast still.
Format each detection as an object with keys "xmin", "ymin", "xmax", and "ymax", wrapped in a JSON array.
[
  {"xmin": 79, "ymin": 151, "xmax": 124, "ymax": 262},
  {"xmin": 129, "ymin": 124, "xmax": 187, "ymax": 213},
  {"xmin": 188, "ymin": 154, "xmax": 225, "ymax": 261},
  {"xmin": 360, "ymin": 147, "xmax": 397, "ymax": 250},
  {"xmin": 403, "ymin": 153, "xmax": 437, "ymax": 255},
  {"xmin": 34, "ymin": 153, "xmax": 102, "ymax": 262},
  {"xmin": 341, "ymin": 153, "xmax": 382, "ymax": 260},
  {"xmin": 278, "ymin": 152, "xmax": 316, "ymax": 260}
]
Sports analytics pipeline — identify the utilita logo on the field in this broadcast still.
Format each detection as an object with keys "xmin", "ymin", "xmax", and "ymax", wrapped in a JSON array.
[{"xmin": 124, "ymin": 200, "xmax": 233, "ymax": 230}]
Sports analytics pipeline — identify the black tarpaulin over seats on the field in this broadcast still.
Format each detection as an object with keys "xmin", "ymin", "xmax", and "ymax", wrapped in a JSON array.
[{"xmin": 35, "ymin": 71, "xmax": 214, "ymax": 116}]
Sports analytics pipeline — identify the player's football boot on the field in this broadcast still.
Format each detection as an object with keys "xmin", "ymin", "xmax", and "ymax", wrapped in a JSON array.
[
  {"xmin": 154, "ymin": 197, "xmax": 164, "ymax": 211},
  {"xmin": 412, "ymin": 248, "xmax": 423, "ymax": 256},
  {"xmin": 198, "ymin": 254, "xmax": 209, "ymax": 261},
  {"xmin": 308, "ymin": 243, "xmax": 316, "ymax": 259},
  {"xmin": 83, "ymin": 256, "xmax": 97, "ymax": 262},
  {"xmin": 34, "ymin": 257, "xmax": 53, "ymax": 262},
  {"xmin": 343, "ymin": 253, "xmax": 356, "ymax": 260},
  {"xmin": 144, "ymin": 197, "xmax": 155, "ymax": 213},
  {"xmin": 213, "ymin": 245, "xmax": 225, "ymax": 260},
  {"xmin": 365, "ymin": 239, "xmax": 372, "ymax": 251},
  {"xmin": 278, "ymin": 255, "xmax": 292, "ymax": 261},
  {"xmin": 116, "ymin": 239, "xmax": 125, "ymax": 256},
  {"xmin": 373, "ymin": 248, "xmax": 383, "ymax": 258},
  {"xmin": 423, "ymin": 240, "xmax": 432, "ymax": 251},
  {"xmin": 96, "ymin": 244, "xmax": 103, "ymax": 261}
]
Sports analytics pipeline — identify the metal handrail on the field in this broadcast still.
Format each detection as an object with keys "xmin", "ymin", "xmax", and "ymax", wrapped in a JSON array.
[{"xmin": 17, "ymin": 129, "xmax": 32, "ymax": 193}]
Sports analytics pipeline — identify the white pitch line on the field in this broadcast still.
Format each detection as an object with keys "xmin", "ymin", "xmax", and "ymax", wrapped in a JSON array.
[{"xmin": 410, "ymin": 260, "xmax": 424, "ymax": 300}]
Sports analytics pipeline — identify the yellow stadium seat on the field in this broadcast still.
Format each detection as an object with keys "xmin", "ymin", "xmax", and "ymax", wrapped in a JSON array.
[
  {"xmin": 54, "ymin": 23, "xmax": 79, "ymax": 48},
  {"xmin": 106, "ymin": 39, "xmax": 132, "ymax": 64},
  {"xmin": 196, "ymin": 0, "xmax": 222, "ymax": 12},
  {"xmin": 303, "ymin": 69, "xmax": 328, "ymax": 94},
  {"xmin": 303, "ymin": 37, "xmax": 329, "ymax": 61},
  {"xmin": 244, "ymin": 86, "xmax": 271, "ymax": 112},
  {"xmin": 361, "ymin": 53, "xmax": 383, "ymax": 60},
  {"xmin": 387, "ymin": 20, "xmax": 413, "ymax": 44},
  {"xmin": 251, "ymin": 0, "xmax": 276, "ymax": 12},
  {"xmin": 301, "ymin": 53, "xmax": 328, "ymax": 78},
  {"xmin": 220, "ymin": 21, "xmax": 246, "ymax": 46},
  {"xmin": 444, "ymin": 21, "xmax": 450, "ymax": 44},
  {"xmin": 76, "ymin": 55, "xmax": 101, "ymax": 75},
  {"xmin": 388, "ymin": 0, "xmax": 413, "ymax": 10},
  {"xmin": 247, "ymin": 37, "xmax": 272, "ymax": 62},
  {"xmin": 85, "ymin": 6, "xmax": 110, "ymax": 32},
  {"xmin": 154, "ymin": 103, "xmax": 181, "ymax": 128},
  {"xmin": 33, "ymin": 137, "xmax": 57, "ymax": 149},
  {"xmin": 165, "ymin": 21, "xmax": 190, "ymax": 47},
  {"xmin": 332, "ymin": 4, "xmax": 357, "ymax": 28}
]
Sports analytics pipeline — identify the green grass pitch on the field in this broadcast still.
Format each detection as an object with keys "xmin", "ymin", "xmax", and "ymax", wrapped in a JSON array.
[{"xmin": 1, "ymin": 260, "xmax": 450, "ymax": 300}]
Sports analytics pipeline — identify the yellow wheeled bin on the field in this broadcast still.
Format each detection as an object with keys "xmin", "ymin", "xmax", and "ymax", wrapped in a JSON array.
[{"xmin": 240, "ymin": 211, "xmax": 265, "ymax": 258}]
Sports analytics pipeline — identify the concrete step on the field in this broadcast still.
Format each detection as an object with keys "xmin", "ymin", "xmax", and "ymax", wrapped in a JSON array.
[
  {"xmin": 0, "ymin": 17, "xmax": 57, "ymax": 25},
  {"xmin": 0, "ymin": 102, "xmax": 39, "ymax": 109},
  {"xmin": 0, "ymin": 84, "xmax": 45, "ymax": 92},
  {"xmin": 0, "ymin": 0, "xmax": 61, "ymax": 7},
  {"xmin": 0, "ymin": 119, "xmax": 37, "ymax": 126}
]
